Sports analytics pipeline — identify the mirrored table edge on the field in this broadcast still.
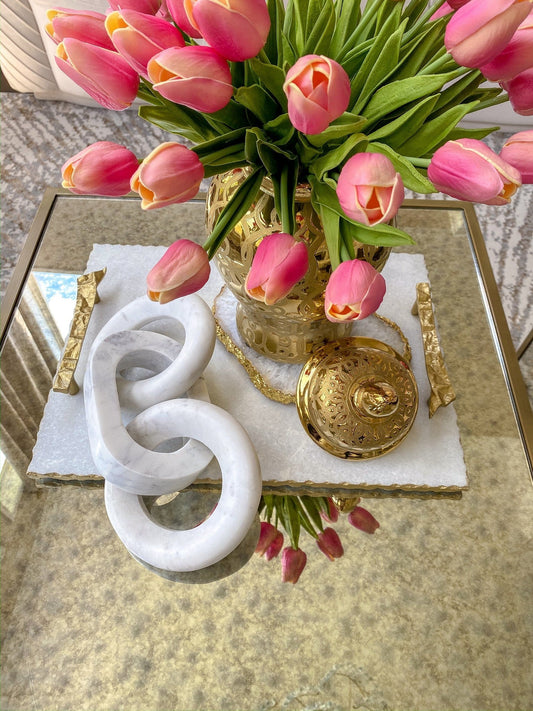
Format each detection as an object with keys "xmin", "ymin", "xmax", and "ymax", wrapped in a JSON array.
[{"xmin": 1, "ymin": 188, "xmax": 531, "ymax": 478}]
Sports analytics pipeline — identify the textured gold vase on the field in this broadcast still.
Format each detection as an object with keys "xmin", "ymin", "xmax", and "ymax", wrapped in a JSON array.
[{"xmin": 206, "ymin": 168, "xmax": 391, "ymax": 364}]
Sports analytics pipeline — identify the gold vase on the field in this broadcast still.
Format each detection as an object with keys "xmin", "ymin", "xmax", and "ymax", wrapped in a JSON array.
[{"xmin": 206, "ymin": 168, "xmax": 391, "ymax": 364}]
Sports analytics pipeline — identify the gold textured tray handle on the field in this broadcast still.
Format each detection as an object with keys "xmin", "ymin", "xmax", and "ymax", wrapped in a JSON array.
[
  {"xmin": 411, "ymin": 282, "xmax": 456, "ymax": 417},
  {"xmin": 52, "ymin": 268, "xmax": 106, "ymax": 395}
]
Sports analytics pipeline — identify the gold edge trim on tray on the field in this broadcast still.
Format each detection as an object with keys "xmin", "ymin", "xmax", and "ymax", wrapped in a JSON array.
[
  {"xmin": 412, "ymin": 281, "xmax": 456, "ymax": 417},
  {"xmin": 52, "ymin": 268, "xmax": 107, "ymax": 395}
]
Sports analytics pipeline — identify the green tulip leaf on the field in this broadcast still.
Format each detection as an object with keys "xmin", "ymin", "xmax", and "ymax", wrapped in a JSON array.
[
  {"xmin": 244, "ymin": 127, "xmax": 265, "ymax": 164},
  {"xmin": 367, "ymin": 94, "xmax": 439, "ymax": 147},
  {"xmin": 433, "ymin": 70, "xmax": 484, "ymax": 113},
  {"xmin": 303, "ymin": 0, "xmax": 336, "ymax": 55},
  {"xmin": 310, "ymin": 133, "xmax": 368, "ymax": 180},
  {"xmin": 398, "ymin": 101, "xmax": 480, "ymax": 157},
  {"xmin": 363, "ymin": 70, "xmax": 464, "ymax": 125},
  {"xmin": 329, "ymin": 0, "xmax": 362, "ymax": 58},
  {"xmin": 192, "ymin": 128, "xmax": 247, "ymax": 159},
  {"xmin": 366, "ymin": 142, "xmax": 435, "ymax": 193},
  {"xmin": 393, "ymin": 17, "xmax": 448, "ymax": 80},
  {"xmin": 234, "ymin": 85, "xmax": 279, "ymax": 123},
  {"xmin": 301, "ymin": 496, "xmax": 325, "ymax": 533},
  {"xmin": 317, "ymin": 202, "xmax": 341, "ymax": 270},
  {"xmin": 138, "ymin": 104, "xmax": 216, "ymax": 143},
  {"xmin": 264, "ymin": 0, "xmax": 285, "ymax": 65},
  {"xmin": 263, "ymin": 113, "xmax": 295, "ymax": 146},
  {"xmin": 249, "ymin": 57, "xmax": 287, "ymax": 108},
  {"xmin": 306, "ymin": 112, "xmax": 368, "ymax": 147}
]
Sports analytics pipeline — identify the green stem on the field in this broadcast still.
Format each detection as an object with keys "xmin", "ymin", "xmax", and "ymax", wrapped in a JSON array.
[
  {"xmin": 405, "ymin": 156, "xmax": 431, "ymax": 168},
  {"xmin": 419, "ymin": 51, "xmax": 455, "ymax": 76}
]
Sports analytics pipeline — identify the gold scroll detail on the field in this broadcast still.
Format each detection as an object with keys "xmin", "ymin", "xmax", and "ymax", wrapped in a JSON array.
[
  {"xmin": 412, "ymin": 282, "xmax": 456, "ymax": 417},
  {"xmin": 52, "ymin": 268, "xmax": 106, "ymax": 395}
]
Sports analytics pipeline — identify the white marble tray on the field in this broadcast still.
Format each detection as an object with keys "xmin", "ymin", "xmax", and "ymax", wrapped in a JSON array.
[{"xmin": 29, "ymin": 244, "xmax": 468, "ymax": 495}]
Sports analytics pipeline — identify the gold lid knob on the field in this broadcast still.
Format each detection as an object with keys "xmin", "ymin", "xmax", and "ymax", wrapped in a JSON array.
[{"xmin": 296, "ymin": 338, "xmax": 418, "ymax": 459}]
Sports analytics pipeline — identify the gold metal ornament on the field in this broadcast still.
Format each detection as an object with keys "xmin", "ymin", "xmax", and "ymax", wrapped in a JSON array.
[
  {"xmin": 53, "ymin": 268, "xmax": 106, "ymax": 395},
  {"xmin": 412, "ymin": 282, "xmax": 456, "ymax": 417},
  {"xmin": 206, "ymin": 169, "xmax": 391, "ymax": 364},
  {"xmin": 296, "ymin": 337, "xmax": 419, "ymax": 459}
]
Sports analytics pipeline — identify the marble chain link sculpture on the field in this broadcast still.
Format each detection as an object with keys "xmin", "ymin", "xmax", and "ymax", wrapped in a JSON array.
[{"xmin": 84, "ymin": 295, "xmax": 262, "ymax": 573}]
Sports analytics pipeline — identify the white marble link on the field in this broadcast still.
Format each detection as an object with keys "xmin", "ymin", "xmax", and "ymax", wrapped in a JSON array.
[
  {"xmin": 104, "ymin": 399, "xmax": 262, "ymax": 572},
  {"xmin": 84, "ymin": 329, "xmax": 214, "ymax": 494},
  {"xmin": 89, "ymin": 295, "xmax": 216, "ymax": 410}
]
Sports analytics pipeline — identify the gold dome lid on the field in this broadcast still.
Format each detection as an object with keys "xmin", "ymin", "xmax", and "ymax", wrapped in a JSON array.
[{"xmin": 296, "ymin": 337, "xmax": 418, "ymax": 459}]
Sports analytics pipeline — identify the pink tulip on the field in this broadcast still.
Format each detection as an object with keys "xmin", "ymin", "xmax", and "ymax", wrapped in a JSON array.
[
  {"xmin": 500, "ymin": 130, "xmax": 533, "ymax": 182},
  {"xmin": 108, "ymin": 0, "xmax": 162, "ymax": 15},
  {"xmin": 430, "ymin": 2, "xmax": 454, "ymax": 21},
  {"xmin": 147, "ymin": 45, "xmax": 233, "ymax": 113},
  {"xmin": 281, "ymin": 547, "xmax": 307, "ymax": 584},
  {"xmin": 320, "ymin": 498, "xmax": 339, "ymax": 524},
  {"xmin": 480, "ymin": 10, "xmax": 533, "ymax": 81},
  {"xmin": 45, "ymin": 8, "xmax": 115, "ymax": 50},
  {"xmin": 175, "ymin": 0, "xmax": 271, "ymax": 61},
  {"xmin": 283, "ymin": 55, "xmax": 350, "ymax": 135},
  {"xmin": 324, "ymin": 259, "xmax": 386, "ymax": 323},
  {"xmin": 255, "ymin": 521, "xmax": 278, "ymax": 555},
  {"xmin": 428, "ymin": 138, "xmax": 522, "ymax": 204},
  {"xmin": 348, "ymin": 506, "xmax": 380, "ymax": 534},
  {"xmin": 165, "ymin": 0, "xmax": 202, "ymax": 37},
  {"xmin": 55, "ymin": 38, "xmax": 139, "ymax": 110},
  {"xmin": 501, "ymin": 66, "xmax": 533, "ymax": 114},
  {"xmin": 445, "ymin": 0, "xmax": 532, "ymax": 69},
  {"xmin": 61, "ymin": 141, "xmax": 138, "ymax": 196},
  {"xmin": 264, "ymin": 532, "xmax": 284, "ymax": 561},
  {"xmin": 449, "ymin": 0, "xmax": 474, "ymax": 7},
  {"xmin": 105, "ymin": 9, "xmax": 185, "ymax": 79},
  {"xmin": 146, "ymin": 239, "xmax": 210, "ymax": 303},
  {"xmin": 316, "ymin": 528, "xmax": 344, "ymax": 561},
  {"xmin": 336, "ymin": 153, "xmax": 404, "ymax": 227},
  {"xmin": 131, "ymin": 142, "xmax": 204, "ymax": 209},
  {"xmin": 244, "ymin": 232, "xmax": 309, "ymax": 305}
]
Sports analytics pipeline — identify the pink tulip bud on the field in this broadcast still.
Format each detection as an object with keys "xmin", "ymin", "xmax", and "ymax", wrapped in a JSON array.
[
  {"xmin": 165, "ymin": 0, "xmax": 202, "ymax": 38},
  {"xmin": 336, "ymin": 153, "xmax": 404, "ymax": 226},
  {"xmin": 324, "ymin": 259, "xmax": 386, "ymax": 323},
  {"xmin": 147, "ymin": 45, "xmax": 233, "ymax": 113},
  {"xmin": 500, "ymin": 130, "xmax": 533, "ymax": 182},
  {"xmin": 146, "ymin": 239, "xmax": 210, "ymax": 303},
  {"xmin": 449, "ymin": 0, "xmax": 473, "ymax": 7},
  {"xmin": 264, "ymin": 532, "xmax": 284, "ymax": 561},
  {"xmin": 283, "ymin": 55, "xmax": 350, "ymax": 135},
  {"xmin": 244, "ymin": 232, "xmax": 309, "ymax": 305},
  {"xmin": 46, "ymin": 8, "xmax": 115, "ymax": 50},
  {"xmin": 105, "ymin": 9, "xmax": 185, "ymax": 79},
  {"xmin": 348, "ymin": 506, "xmax": 380, "ymax": 534},
  {"xmin": 131, "ymin": 142, "xmax": 204, "ymax": 210},
  {"xmin": 55, "ymin": 38, "xmax": 139, "ymax": 110},
  {"xmin": 445, "ymin": 0, "xmax": 532, "ymax": 69},
  {"xmin": 320, "ymin": 498, "xmax": 339, "ymax": 524},
  {"xmin": 501, "ymin": 66, "xmax": 533, "ymax": 115},
  {"xmin": 187, "ymin": 0, "xmax": 271, "ymax": 61},
  {"xmin": 316, "ymin": 528, "xmax": 344, "ymax": 561},
  {"xmin": 428, "ymin": 138, "xmax": 522, "ymax": 204},
  {"xmin": 281, "ymin": 547, "xmax": 307, "ymax": 584},
  {"xmin": 255, "ymin": 521, "xmax": 278, "ymax": 555},
  {"xmin": 61, "ymin": 141, "xmax": 139, "ymax": 196},
  {"xmin": 430, "ymin": 2, "xmax": 454, "ymax": 21},
  {"xmin": 480, "ymin": 9, "xmax": 533, "ymax": 81},
  {"xmin": 108, "ymin": 0, "xmax": 162, "ymax": 15}
]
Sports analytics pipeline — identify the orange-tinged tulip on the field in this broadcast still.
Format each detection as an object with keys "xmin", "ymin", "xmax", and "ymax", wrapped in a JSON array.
[
  {"xmin": 105, "ymin": 9, "xmax": 185, "ymax": 79},
  {"xmin": 283, "ymin": 55, "xmax": 350, "ymax": 135},
  {"xmin": 336, "ymin": 152, "xmax": 404, "ymax": 226},
  {"xmin": 165, "ymin": 0, "xmax": 203, "ymax": 38},
  {"xmin": 148, "ymin": 45, "xmax": 233, "ymax": 113},
  {"xmin": 55, "ymin": 38, "xmax": 139, "ymax": 110},
  {"xmin": 348, "ymin": 506, "xmax": 380, "ymax": 534},
  {"xmin": 245, "ymin": 232, "xmax": 309, "ymax": 305},
  {"xmin": 428, "ymin": 138, "xmax": 522, "ymax": 204},
  {"xmin": 281, "ymin": 547, "xmax": 307, "ymax": 583},
  {"xmin": 444, "ymin": 0, "xmax": 532, "ymax": 69},
  {"xmin": 500, "ymin": 130, "xmax": 533, "ymax": 182},
  {"xmin": 61, "ymin": 141, "xmax": 139, "ymax": 196},
  {"xmin": 130, "ymin": 142, "xmax": 204, "ymax": 209},
  {"xmin": 324, "ymin": 259, "xmax": 386, "ymax": 323},
  {"xmin": 46, "ymin": 8, "xmax": 115, "ymax": 50},
  {"xmin": 146, "ymin": 239, "xmax": 210, "ymax": 303}
]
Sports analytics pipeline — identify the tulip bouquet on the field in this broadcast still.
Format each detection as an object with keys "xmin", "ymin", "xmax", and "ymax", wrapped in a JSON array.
[{"xmin": 49, "ymin": 0, "xmax": 533, "ymax": 581}]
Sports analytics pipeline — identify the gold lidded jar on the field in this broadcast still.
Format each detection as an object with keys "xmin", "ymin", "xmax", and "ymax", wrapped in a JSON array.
[{"xmin": 206, "ymin": 168, "xmax": 391, "ymax": 364}]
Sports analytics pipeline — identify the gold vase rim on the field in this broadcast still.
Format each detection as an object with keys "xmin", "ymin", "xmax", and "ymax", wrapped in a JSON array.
[{"xmin": 296, "ymin": 337, "xmax": 419, "ymax": 460}]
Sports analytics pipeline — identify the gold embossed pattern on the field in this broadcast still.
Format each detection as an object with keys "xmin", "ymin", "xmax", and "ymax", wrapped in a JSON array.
[{"xmin": 297, "ymin": 338, "xmax": 418, "ymax": 459}]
